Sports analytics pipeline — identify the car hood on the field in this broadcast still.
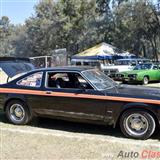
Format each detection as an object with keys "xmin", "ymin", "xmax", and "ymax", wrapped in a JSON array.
[
  {"xmin": 103, "ymin": 85, "xmax": 160, "ymax": 99},
  {"xmin": 120, "ymin": 70, "xmax": 147, "ymax": 75}
]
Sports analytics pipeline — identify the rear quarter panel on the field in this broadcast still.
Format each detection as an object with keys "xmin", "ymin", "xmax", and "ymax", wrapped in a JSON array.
[{"xmin": 0, "ymin": 94, "xmax": 6, "ymax": 110}]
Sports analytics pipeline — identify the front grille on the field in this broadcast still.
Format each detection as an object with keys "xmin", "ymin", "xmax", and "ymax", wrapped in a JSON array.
[
  {"xmin": 128, "ymin": 75, "xmax": 137, "ymax": 80},
  {"xmin": 104, "ymin": 69, "xmax": 118, "ymax": 75},
  {"xmin": 116, "ymin": 74, "xmax": 124, "ymax": 78},
  {"xmin": 128, "ymin": 75, "xmax": 134, "ymax": 78}
]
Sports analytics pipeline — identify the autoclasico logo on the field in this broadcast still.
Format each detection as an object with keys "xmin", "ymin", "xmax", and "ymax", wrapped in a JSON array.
[{"xmin": 117, "ymin": 150, "xmax": 160, "ymax": 159}]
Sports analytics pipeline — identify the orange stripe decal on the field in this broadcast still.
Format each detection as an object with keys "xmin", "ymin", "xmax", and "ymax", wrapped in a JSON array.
[{"xmin": 0, "ymin": 88, "xmax": 160, "ymax": 105}]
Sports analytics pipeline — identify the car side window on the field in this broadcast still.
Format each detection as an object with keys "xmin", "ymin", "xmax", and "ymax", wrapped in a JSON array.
[
  {"xmin": 47, "ymin": 72, "xmax": 93, "ymax": 89},
  {"xmin": 17, "ymin": 72, "xmax": 43, "ymax": 87}
]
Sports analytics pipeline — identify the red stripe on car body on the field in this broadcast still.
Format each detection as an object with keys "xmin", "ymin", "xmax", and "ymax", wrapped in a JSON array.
[{"xmin": 0, "ymin": 88, "xmax": 160, "ymax": 105}]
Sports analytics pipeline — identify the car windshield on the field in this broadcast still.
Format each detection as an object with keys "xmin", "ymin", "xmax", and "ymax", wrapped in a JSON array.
[
  {"xmin": 134, "ymin": 64, "xmax": 152, "ymax": 70},
  {"xmin": 82, "ymin": 69, "xmax": 117, "ymax": 90}
]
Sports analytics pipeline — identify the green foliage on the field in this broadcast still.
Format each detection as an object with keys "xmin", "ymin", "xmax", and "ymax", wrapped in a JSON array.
[
  {"xmin": 0, "ymin": 0, "xmax": 160, "ymax": 60},
  {"xmin": 0, "ymin": 16, "xmax": 15, "ymax": 56},
  {"xmin": 22, "ymin": 0, "xmax": 100, "ymax": 56},
  {"xmin": 110, "ymin": 0, "xmax": 160, "ymax": 59}
]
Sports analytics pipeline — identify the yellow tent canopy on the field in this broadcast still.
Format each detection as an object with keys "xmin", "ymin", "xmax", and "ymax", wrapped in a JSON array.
[
  {"xmin": 72, "ymin": 42, "xmax": 132, "ymax": 60},
  {"xmin": 76, "ymin": 43, "xmax": 117, "ymax": 57}
]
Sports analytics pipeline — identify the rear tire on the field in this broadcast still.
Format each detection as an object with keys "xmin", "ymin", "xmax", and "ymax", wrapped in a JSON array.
[
  {"xmin": 5, "ymin": 100, "xmax": 31, "ymax": 125},
  {"xmin": 120, "ymin": 109, "xmax": 156, "ymax": 139}
]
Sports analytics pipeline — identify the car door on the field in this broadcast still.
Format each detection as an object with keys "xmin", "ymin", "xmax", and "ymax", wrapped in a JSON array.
[
  {"xmin": 151, "ymin": 65, "xmax": 160, "ymax": 80},
  {"xmin": 36, "ymin": 71, "xmax": 106, "ymax": 122},
  {"xmin": 156, "ymin": 65, "xmax": 160, "ymax": 80}
]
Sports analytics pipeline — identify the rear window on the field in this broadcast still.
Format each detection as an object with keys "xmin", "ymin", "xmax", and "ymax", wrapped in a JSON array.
[{"xmin": 0, "ymin": 61, "xmax": 35, "ymax": 78}]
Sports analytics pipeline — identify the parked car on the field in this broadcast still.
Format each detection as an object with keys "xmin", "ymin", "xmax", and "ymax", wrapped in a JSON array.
[
  {"xmin": 115, "ymin": 63, "xmax": 160, "ymax": 85},
  {"xmin": 0, "ymin": 67, "xmax": 160, "ymax": 139},
  {"xmin": 102, "ymin": 58, "xmax": 151, "ymax": 77}
]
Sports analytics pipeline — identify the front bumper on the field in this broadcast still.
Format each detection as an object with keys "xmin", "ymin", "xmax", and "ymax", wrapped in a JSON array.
[{"xmin": 115, "ymin": 77, "xmax": 139, "ymax": 83}]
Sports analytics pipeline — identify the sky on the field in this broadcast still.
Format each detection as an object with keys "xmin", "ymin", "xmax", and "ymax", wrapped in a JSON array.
[
  {"xmin": 0, "ymin": 0, "xmax": 159, "ymax": 25},
  {"xmin": 0, "ymin": 0, "xmax": 39, "ymax": 24}
]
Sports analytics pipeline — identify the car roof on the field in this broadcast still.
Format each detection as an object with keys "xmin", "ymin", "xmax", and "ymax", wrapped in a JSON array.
[
  {"xmin": 0, "ymin": 57, "xmax": 30, "ymax": 62},
  {"xmin": 32, "ymin": 66, "xmax": 94, "ymax": 72},
  {"xmin": 116, "ymin": 58, "xmax": 149, "ymax": 61}
]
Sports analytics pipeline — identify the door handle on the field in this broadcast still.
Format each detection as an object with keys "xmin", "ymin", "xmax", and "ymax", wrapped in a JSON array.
[{"xmin": 46, "ymin": 91, "xmax": 52, "ymax": 94}]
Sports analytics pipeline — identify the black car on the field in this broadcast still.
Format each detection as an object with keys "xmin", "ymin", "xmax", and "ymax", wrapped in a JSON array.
[{"xmin": 0, "ymin": 67, "xmax": 160, "ymax": 139}]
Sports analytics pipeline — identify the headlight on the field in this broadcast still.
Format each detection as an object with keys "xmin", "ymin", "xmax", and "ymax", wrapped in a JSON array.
[
  {"xmin": 128, "ymin": 74, "xmax": 137, "ymax": 78},
  {"xmin": 116, "ymin": 74, "xmax": 124, "ymax": 78}
]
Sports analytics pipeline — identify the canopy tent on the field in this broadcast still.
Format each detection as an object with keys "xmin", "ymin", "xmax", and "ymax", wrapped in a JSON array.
[{"xmin": 72, "ymin": 43, "xmax": 136, "ymax": 60}]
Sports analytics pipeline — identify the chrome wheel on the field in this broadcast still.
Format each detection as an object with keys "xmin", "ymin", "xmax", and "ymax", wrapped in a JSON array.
[
  {"xmin": 120, "ymin": 110, "xmax": 156, "ymax": 139},
  {"xmin": 6, "ymin": 100, "xmax": 31, "ymax": 125},
  {"xmin": 124, "ymin": 113, "xmax": 149, "ymax": 136},
  {"xmin": 9, "ymin": 104, "xmax": 25, "ymax": 122}
]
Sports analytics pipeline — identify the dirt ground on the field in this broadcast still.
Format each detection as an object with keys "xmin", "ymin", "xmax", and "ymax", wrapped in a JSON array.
[{"xmin": 0, "ymin": 113, "xmax": 160, "ymax": 160}]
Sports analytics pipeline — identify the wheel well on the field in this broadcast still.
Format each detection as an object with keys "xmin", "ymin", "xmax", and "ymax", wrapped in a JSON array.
[
  {"xmin": 144, "ymin": 75, "xmax": 149, "ymax": 80},
  {"xmin": 115, "ymin": 107, "xmax": 159, "ymax": 128},
  {"xmin": 4, "ymin": 98, "xmax": 27, "ymax": 112}
]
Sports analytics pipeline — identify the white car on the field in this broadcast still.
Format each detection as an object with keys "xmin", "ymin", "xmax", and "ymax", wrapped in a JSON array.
[{"xmin": 101, "ymin": 58, "xmax": 151, "ymax": 77}]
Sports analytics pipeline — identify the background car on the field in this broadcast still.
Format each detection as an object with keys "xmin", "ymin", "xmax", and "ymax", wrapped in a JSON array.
[
  {"xmin": 102, "ymin": 58, "xmax": 151, "ymax": 78},
  {"xmin": 116, "ymin": 63, "xmax": 160, "ymax": 85}
]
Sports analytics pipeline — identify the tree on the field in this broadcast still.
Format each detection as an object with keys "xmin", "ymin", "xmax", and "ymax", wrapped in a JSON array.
[
  {"xmin": 0, "ymin": 0, "xmax": 159, "ymax": 59},
  {"xmin": 24, "ymin": 0, "xmax": 100, "ymax": 56},
  {"xmin": 107, "ymin": 0, "xmax": 160, "ymax": 59},
  {"xmin": 0, "ymin": 16, "xmax": 15, "ymax": 56},
  {"xmin": 11, "ymin": 25, "xmax": 31, "ymax": 57}
]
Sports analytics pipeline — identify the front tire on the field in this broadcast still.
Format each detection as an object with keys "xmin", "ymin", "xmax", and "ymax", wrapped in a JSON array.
[
  {"xmin": 143, "ymin": 76, "xmax": 149, "ymax": 85},
  {"xmin": 120, "ymin": 109, "xmax": 156, "ymax": 139},
  {"xmin": 5, "ymin": 100, "xmax": 31, "ymax": 125},
  {"xmin": 122, "ymin": 80, "xmax": 128, "ymax": 84}
]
